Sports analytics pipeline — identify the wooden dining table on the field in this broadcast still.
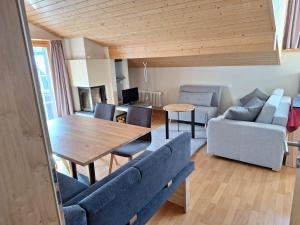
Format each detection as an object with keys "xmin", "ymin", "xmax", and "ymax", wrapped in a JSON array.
[{"xmin": 48, "ymin": 115, "xmax": 150, "ymax": 184}]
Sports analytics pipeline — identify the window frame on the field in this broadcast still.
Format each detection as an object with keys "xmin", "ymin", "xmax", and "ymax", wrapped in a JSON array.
[{"xmin": 32, "ymin": 39, "xmax": 58, "ymax": 120}]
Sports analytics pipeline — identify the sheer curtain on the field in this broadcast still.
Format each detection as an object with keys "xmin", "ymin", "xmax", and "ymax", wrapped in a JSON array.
[
  {"xmin": 284, "ymin": 0, "xmax": 300, "ymax": 49},
  {"xmin": 50, "ymin": 40, "xmax": 74, "ymax": 116}
]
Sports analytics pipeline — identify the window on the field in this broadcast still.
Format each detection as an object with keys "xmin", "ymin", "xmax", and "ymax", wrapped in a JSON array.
[{"xmin": 32, "ymin": 41, "xmax": 57, "ymax": 120}]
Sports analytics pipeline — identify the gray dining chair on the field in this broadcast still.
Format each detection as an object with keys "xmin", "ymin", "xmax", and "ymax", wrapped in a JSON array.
[
  {"xmin": 94, "ymin": 103, "xmax": 115, "ymax": 121},
  {"xmin": 109, "ymin": 106, "xmax": 152, "ymax": 174}
]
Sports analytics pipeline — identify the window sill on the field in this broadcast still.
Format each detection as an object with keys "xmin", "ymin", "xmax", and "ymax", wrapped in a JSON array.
[{"xmin": 282, "ymin": 48, "xmax": 300, "ymax": 53}]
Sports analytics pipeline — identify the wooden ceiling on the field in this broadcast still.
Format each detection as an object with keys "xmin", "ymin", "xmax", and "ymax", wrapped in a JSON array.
[{"xmin": 25, "ymin": 0, "xmax": 284, "ymax": 67}]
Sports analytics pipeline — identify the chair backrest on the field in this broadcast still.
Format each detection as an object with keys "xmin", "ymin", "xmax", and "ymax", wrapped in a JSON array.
[
  {"xmin": 126, "ymin": 106, "xmax": 152, "ymax": 128},
  {"xmin": 180, "ymin": 85, "xmax": 222, "ymax": 107},
  {"xmin": 94, "ymin": 103, "xmax": 115, "ymax": 121}
]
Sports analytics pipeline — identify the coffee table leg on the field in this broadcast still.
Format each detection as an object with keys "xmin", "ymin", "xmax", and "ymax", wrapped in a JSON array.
[
  {"xmin": 71, "ymin": 162, "xmax": 78, "ymax": 179},
  {"xmin": 88, "ymin": 162, "xmax": 96, "ymax": 185},
  {"xmin": 165, "ymin": 111, "xmax": 169, "ymax": 139},
  {"xmin": 191, "ymin": 109, "xmax": 195, "ymax": 138}
]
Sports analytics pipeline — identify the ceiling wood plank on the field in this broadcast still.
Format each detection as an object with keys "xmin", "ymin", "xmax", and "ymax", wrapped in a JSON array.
[{"xmin": 25, "ymin": 0, "xmax": 282, "ymax": 66}]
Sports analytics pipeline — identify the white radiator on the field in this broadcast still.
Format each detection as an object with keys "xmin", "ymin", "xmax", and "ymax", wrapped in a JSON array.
[{"xmin": 139, "ymin": 90, "xmax": 163, "ymax": 108}]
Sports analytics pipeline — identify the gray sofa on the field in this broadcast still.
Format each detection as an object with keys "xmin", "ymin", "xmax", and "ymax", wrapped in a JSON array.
[
  {"xmin": 207, "ymin": 89, "xmax": 291, "ymax": 171},
  {"xmin": 57, "ymin": 133, "xmax": 194, "ymax": 225},
  {"xmin": 169, "ymin": 85, "xmax": 222, "ymax": 125}
]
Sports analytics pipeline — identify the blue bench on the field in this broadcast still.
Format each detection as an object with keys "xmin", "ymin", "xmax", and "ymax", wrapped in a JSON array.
[{"xmin": 57, "ymin": 133, "xmax": 194, "ymax": 225}]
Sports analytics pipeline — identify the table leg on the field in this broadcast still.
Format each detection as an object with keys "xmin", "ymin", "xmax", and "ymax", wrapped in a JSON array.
[
  {"xmin": 177, "ymin": 112, "xmax": 180, "ymax": 132},
  {"xmin": 71, "ymin": 162, "xmax": 78, "ymax": 179},
  {"xmin": 191, "ymin": 109, "xmax": 195, "ymax": 139},
  {"xmin": 88, "ymin": 162, "xmax": 96, "ymax": 185},
  {"xmin": 165, "ymin": 111, "xmax": 169, "ymax": 139}
]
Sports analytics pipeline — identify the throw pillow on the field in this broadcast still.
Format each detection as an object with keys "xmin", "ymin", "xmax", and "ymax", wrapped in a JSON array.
[
  {"xmin": 244, "ymin": 96, "xmax": 266, "ymax": 108},
  {"xmin": 240, "ymin": 88, "xmax": 269, "ymax": 105},
  {"xmin": 225, "ymin": 97, "xmax": 265, "ymax": 121},
  {"xmin": 178, "ymin": 92, "xmax": 213, "ymax": 106}
]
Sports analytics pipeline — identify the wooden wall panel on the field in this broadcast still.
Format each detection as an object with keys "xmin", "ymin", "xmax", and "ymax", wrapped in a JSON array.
[
  {"xmin": 0, "ymin": 0, "xmax": 62, "ymax": 224},
  {"xmin": 128, "ymin": 50, "xmax": 280, "ymax": 67}
]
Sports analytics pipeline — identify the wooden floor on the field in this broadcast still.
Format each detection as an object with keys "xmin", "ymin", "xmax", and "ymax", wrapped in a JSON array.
[{"xmin": 57, "ymin": 110, "xmax": 296, "ymax": 225}]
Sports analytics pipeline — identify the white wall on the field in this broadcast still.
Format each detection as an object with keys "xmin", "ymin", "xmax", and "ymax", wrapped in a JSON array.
[
  {"xmin": 129, "ymin": 51, "xmax": 300, "ymax": 112},
  {"xmin": 63, "ymin": 37, "xmax": 109, "ymax": 60},
  {"xmin": 63, "ymin": 37, "xmax": 86, "ymax": 59},
  {"xmin": 29, "ymin": 23, "xmax": 61, "ymax": 40},
  {"xmin": 84, "ymin": 38, "xmax": 109, "ymax": 59}
]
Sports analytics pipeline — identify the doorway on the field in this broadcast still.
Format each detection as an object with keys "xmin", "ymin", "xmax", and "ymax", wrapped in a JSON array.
[{"xmin": 32, "ymin": 40, "xmax": 57, "ymax": 120}]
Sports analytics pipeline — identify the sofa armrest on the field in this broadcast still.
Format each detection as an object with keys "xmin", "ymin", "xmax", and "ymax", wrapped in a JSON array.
[
  {"xmin": 63, "ymin": 205, "xmax": 87, "ymax": 225},
  {"xmin": 207, "ymin": 117, "xmax": 287, "ymax": 169}
]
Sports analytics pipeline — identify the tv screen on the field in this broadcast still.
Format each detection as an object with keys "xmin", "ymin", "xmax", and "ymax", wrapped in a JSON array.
[{"xmin": 122, "ymin": 87, "xmax": 139, "ymax": 104}]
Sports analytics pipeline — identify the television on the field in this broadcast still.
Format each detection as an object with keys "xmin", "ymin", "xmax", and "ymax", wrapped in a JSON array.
[{"xmin": 122, "ymin": 87, "xmax": 139, "ymax": 104}]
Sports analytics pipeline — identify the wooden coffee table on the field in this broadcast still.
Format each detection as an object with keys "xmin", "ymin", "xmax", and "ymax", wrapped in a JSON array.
[{"xmin": 163, "ymin": 104, "xmax": 195, "ymax": 139}]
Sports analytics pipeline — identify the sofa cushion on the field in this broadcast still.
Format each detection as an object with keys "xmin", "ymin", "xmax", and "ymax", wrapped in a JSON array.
[
  {"xmin": 78, "ymin": 146, "xmax": 173, "ymax": 225},
  {"xmin": 63, "ymin": 205, "xmax": 87, "ymax": 225},
  {"xmin": 240, "ymin": 88, "xmax": 269, "ymax": 105},
  {"xmin": 272, "ymin": 96, "xmax": 291, "ymax": 126},
  {"xmin": 136, "ymin": 162, "xmax": 194, "ymax": 225},
  {"xmin": 224, "ymin": 106, "xmax": 261, "ymax": 122},
  {"xmin": 179, "ymin": 91, "xmax": 213, "ymax": 106},
  {"xmin": 180, "ymin": 85, "xmax": 222, "ymax": 106},
  {"xmin": 243, "ymin": 96, "xmax": 265, "ymax": 108},
  {"xmin": 165, "ymin": 133, "xmax": 191, "ymax": 177},
  {"xmin": 64, "ymin": 151, "xmax": 152, "ymax": 206},
  {"xmin": 256, "ymin": 94, "xmax": 282, "ymax": 124},
  {"xmin": 224, "ymin": 97, "xmax": 265, "ymax": 121},
  {"xmin": 66, "ymin": 134, "xmax": 192, "ymax": 225},
  {"xmin": 57, "ymin": 172, "xmax": 89, "ymax": 204},
  {"xmin": 79, "ymin": 167, "xmax": 142, "ymax": 214}
]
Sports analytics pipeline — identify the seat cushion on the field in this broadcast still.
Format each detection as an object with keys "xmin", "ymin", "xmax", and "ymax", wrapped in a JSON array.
[
  {"xmin": 178, "ymin": 91, "xmax": 213, "ymax": 106},
  {"xmin": 57, "ymin": 172, "xmax": 89, "ymax": 204},
  {"xmin": 64, "ymin": 151, "xmax": 152, "ymax": 206},
  {"xmin": 113, "ymin": 139, "xmax": 151, "ymax": 157}
]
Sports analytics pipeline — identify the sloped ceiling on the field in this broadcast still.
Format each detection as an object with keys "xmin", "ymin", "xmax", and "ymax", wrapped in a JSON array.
[{"xmin": 25, "ymin": 0, "xmax": 285, "ymax": 67}]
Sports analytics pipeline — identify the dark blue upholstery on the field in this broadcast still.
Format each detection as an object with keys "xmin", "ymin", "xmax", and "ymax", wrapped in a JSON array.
[
  {"xmin": 94, "ymin": 103, "xmax": 115, "ymax": 121},
  {"xmin": 64, "ymin": 151, "xmax": 152, "ymax": 206},
  {"xmin": 79, "ymin": 167, "xmax": 141, "ymax": 215},
  {"xmin": 57, "ymin": 172, "xmax": 88, "ymax": 204},
  {"xmin": 133, "ymin": 162, "xmax": 194, "ymax": 225},
  {"xmin": 64, "ymin": 205, "xmax": 87, "ymax": 225},
  {"xmin": 126, "ymin": 106, "xmax": 152, "ymax": 128},
  {"xmin": 61, "ymin": 133, "xmax": 193, "ymax": 225},
  {"xmin": 112, "ymin": 106, "xmax": 152, "ymax": 158},
  {"xmin": 79, "ymin": 146, "xmax": 172, "ymax": 225},
  {"xmin": 165, "ymin": 132, "xmax": 191, "ymax": 179},
  {"xmin": 112, "ymin": 138, "xmax": 151, "ymax": 157}
]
